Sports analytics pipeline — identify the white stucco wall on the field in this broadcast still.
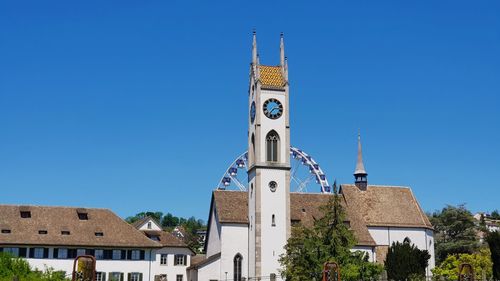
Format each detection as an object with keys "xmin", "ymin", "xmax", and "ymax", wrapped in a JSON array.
[
  {"xmin": 22, "ymin": 247, "xmax": 192, "ymax": 281},
  {"xmin": 137, "ymin": 219, "xmax": 162, "ymax": 231},
  {"xmin": 368, "ymin": 226, "xmax": 435, "ymax": 274},
  {"xmin": 220, "ymin": 224, "xmax": 249, "ymax": 281},
  {"xmin": 191, "ymin": 256, "xmax": 220, "ymax": 281},
  {"xmin": 205, "ymin": 206, "xmax": 221, "ymax": 257}
]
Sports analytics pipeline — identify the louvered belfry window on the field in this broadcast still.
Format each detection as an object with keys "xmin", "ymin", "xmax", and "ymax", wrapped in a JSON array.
[{"xmin": 266, "ymin": 131, "xmax": 279, "ymax": 162}]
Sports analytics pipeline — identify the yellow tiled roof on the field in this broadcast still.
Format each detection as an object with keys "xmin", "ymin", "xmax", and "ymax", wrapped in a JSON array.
[{"xmin": 258, "ymin": 65, "xmax": 285, "ymax": 88}]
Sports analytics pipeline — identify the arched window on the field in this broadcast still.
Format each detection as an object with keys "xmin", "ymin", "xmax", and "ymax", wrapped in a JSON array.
[
  {"xmin": 266, "ymin": 131, "xmax": 280, "ymax": 162},
  {"xmin": 233, "ymin": 254, "xmax": 243, "ymax": 281}
]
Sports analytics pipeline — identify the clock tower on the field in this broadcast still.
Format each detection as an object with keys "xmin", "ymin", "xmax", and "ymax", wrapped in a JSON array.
[{"xmin": 247, "ymin": 32, "xmax": 291, "ymax": 280}]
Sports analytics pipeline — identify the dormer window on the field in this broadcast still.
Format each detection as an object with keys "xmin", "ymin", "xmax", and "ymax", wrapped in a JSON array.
[
  {"xmin": 78, "ymin": 213, "xmax": 88, "ymax": 220},
  {"xmin": 61, "ymin": 230, "xmax": 70, "ymax": 235},
  {"xmin": 39, "ymin": 230, "xmax": 48, "ymax": 235},
  {"xmin": 1, "ymin": 229, "xmax": 11, "ymax": 234},
  {"xmin": 77, "ymin": 209, "xmax": 88, "ymax": 220},
  {"xmin": 20, "ymin": 211, "xmax": 31, "ymax": 218}
]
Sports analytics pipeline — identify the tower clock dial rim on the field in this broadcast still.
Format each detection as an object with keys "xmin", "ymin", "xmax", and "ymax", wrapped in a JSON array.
[{"xmin": 263, "ymin": 98, "xmax": 283, "ymax": 119}]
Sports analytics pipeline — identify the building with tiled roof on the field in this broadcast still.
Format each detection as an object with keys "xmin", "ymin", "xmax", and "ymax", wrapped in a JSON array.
[{"xmin": 0, "ymin": 205, "xmax": 193, "ymax": 281}]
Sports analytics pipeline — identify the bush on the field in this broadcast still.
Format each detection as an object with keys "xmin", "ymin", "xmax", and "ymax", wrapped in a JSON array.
[
  {"xmin": 431, "ymin": 248, "xmax": 493, "ymax": 281},
  {"xmin": 0, "ymin": 253, "xmax": 68, "ymax": 281},
  {"xmin": 486, "ymin": 231, "xmax": 500, "ymax": 279},
  {"xmin": 385, "ymin": 238, "xmax": 430, "ymax": 281}
]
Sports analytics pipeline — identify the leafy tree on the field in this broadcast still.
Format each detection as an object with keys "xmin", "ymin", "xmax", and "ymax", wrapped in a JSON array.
[
  {"xmin": 279, "ymin": 185, "xmax": 383, "ymax": 281},
  {"xmin": 161, "ymin": 213, "xmax": 180, "ymax": 228},
  {"xmin": 125, "ymin": 211, "xmax": 163, "ymax": 224},
  {"xmin": 431, "ymin": 248, "xmax": 493, "ymax": 281},
  {"xmin": 429, "ymin": 204, "xmax": 479, "ymax": 263},
  {"xmin": 491, "ymin": 210, "xmax": 500, "ymax": 220},
  {"xmin": 385, "ymin": 238, "xmax": 430, "ymax": 281},
  {"xmin": 0, "ymin": 252, "xmax": 68, "ymax": 281},
  {"xmin": 486, "ymin": 231, "xmax": 500, "ymax": 279}
]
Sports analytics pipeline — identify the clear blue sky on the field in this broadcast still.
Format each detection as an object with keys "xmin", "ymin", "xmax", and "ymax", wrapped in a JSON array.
[{"xmin": 1, "ymin": 1, "xmax": 499, "ymax": 221}]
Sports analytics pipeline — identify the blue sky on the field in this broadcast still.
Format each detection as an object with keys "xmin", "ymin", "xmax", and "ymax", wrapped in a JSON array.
[{"xmin": 1, "ymin": 0, "xmax": 499, "ymax": 221}]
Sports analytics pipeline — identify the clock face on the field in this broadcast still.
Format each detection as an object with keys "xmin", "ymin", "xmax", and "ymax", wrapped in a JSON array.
[
  {"xmin": 263, "ymin": 98, "xmax": 283, "ymax": 119},
  {"xmin": 269, "ymin": 181, "xmax": 277, "ymax": 192},
  {"xmin": 250, "ymin": 101, "xmax": 256, "ymax": 123}
]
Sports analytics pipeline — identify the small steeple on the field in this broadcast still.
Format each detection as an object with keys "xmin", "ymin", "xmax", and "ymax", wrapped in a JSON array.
[
  {"xmin": 252, "ymin": 30, "xmax": 258, "ymax": 66},
  {"xmin": 354, "ymin": 131, "xmax": 368, "ymax": 190}
]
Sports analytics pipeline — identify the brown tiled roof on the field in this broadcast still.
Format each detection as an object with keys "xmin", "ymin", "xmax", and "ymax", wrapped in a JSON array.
[
  {"xmin": 187, "ymin": 253, "xmax": 220, "ymax": 270},
  {"xmin": 0, "ymin": 205, "xmax": 161, "ymax": 248},
  {"xmin": 340, "ymin": 184, "xmax": 433, "ymax": 229},
  {"xmin": 212, "ymin": 190, "xmax": 376, "ymax": 246},
  {"xmin": 258, "ymin": 65, "xmax": 285, "ymax": 88},
  {"xmin": 141, "ymin": 230, "xmax": 188, "ymax": 248}
]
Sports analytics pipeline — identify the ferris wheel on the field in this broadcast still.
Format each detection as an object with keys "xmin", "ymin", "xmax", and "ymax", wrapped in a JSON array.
[{"xmin": 217, "ymin": 146, "xmax": 332, "ymax": 193}]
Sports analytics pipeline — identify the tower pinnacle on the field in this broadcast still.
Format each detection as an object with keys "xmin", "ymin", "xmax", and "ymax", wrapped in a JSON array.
[
  {"xmin": 354, "ymin": 132, "xmax": 368, "ymax": 190},
  {"xmin": 280, "ymin": 32, "xmax": 285, "ymax": 66},
  {"xmin": 252, "ymin": 30, "xmax": 258, "ymax": 65}
]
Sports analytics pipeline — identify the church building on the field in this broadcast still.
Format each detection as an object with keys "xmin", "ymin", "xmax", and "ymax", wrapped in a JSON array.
[{"xmin": 187, "ymin": 33, "xmax": 435, "ymax": 281}]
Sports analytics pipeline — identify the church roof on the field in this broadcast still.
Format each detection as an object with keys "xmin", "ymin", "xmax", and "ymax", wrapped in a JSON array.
[
  {"xmin": 211, "ymin": 190, "xmax": 376, "ymax": 246},
  {"xmin": 340, "ymin": 184, "xmax": 433, "ymax": 229},
  {"xmin": 258, "ymin": 65, "xmax": 286, "ymax": 88}
]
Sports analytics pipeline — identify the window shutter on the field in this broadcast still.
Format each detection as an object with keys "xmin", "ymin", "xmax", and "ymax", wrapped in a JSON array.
[
  {"xmin": 53, "ymin": 248, "xmax": 59, "ymax": 258},
  {"xmin": 121, "ymin": 250, "xmax": 126, "ymax": 260},
  {"xmin": 102, "ymin": 272, "xmax": 106, "ymax": 281},
  {"xmin": 43, "ymin": 248, "xmax": 49, "ymax": 258},
  {"xmin": 139, "ymin": 273, "xmax": 143, "ymax": 281},
  {"xmin": 127, "ymin": 250, "xmax": 132, "ymax": 260},
  {"xmin": 140, "ymin": 250, "xmax": 145, "ymax": 260},
  {"xmin": 104, "ymin": 250, "xmax": 112, "ymax": 259},
  {"xmin": 0, "ymin": 248, "xmax": 3, "ymax": 253},
  {"xmin": 19, "ymin": 248, "xmax": 27, "ymax": 257},
  {"xmin": 127, "ymin": 273, "xmax": 131, "ymax": 281},
  {"xmin": 69, "ymin": 249, "xmax": 77, "ymax": 258},
  {"xmin": 120, "ymin": 273, "xmax": 124, "ymax": 281},
  {"xmin": 87, "ymin": 249, "xmax": 95, "ymax": 256}
]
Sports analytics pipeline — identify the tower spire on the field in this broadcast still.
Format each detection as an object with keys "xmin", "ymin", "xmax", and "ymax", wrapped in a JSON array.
[{"xmin": 354, "ymin": 131, "xmax": 368, "ymax": 190}]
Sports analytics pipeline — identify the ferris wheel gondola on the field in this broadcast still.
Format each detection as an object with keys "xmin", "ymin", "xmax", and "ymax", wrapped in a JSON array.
[{"xmin": 216, "ymin": 146, "xmax": 331, "ymax": 193}]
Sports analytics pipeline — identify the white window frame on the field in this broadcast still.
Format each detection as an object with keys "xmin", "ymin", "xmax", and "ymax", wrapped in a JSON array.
[
  {"xmin": 96, "ymin": 272, "xmax": 105, "ymax": 281},
  {"xmin": 95, "ymin": 249, "xmax": 104, "ymax": 260},
  {"xmin": 112, "ymin": 250, "xmax": 122, "ymax": 260},
  {"xmin": 58, "ymin": 248, "xmax": 68, "ymax": 259},
  {"xmin": 130, "ymin": 250, "xmax": 140, "ymax": 260},
  {"xmin": 33, "ymin": 248, "xmax": 44, "ymax": 258},
  {"xmin": 130, "ymin": 272, "xmax": 141, "ymax": 281},
  {"xmin": 160, "ymin": 254, "xmax": 168, "ymax": 265},
  {"xmin": 174, "ymin": 254, "xmax": 186, "ymax": 266},
  {"xmin": 4, "ymin": 248, "xmax": 19, "ymax": 257},
  {"xmin": 110, "ymin": 272, "xmax": 122, "ymax": 281}
]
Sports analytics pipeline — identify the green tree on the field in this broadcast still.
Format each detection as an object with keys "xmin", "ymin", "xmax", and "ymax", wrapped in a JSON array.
[
  {"xmin": 0, "ymin": 252, "xmax": 68, "ymax": 281},
  {"xmin": 385, "ymin": 238, "xmax": 430, "ymax": 281},
  {"xmin": 279, "ymin": 185, "xmax": 383, "ymax": 281},
  {"xmin": 429, "ymin": 204, "xmax": 479, "ymax": 263},
  {"xmin": 490, "ymin": 210, "xmax": 500, "ymax": 220},
  {"xmin": 431, "ymin": 248, "xmax": 493, "ymax": 280},
  {"xmin": 161, "ymin": 213, "xmax": 180, "ymax": 228},
  {"xmin": 125, "ymin": 211, "xmax": 163, "ymax": 224},
  {"xmin": 486, "ymin": 231, "xmax": 500, "ymax": 279}
]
